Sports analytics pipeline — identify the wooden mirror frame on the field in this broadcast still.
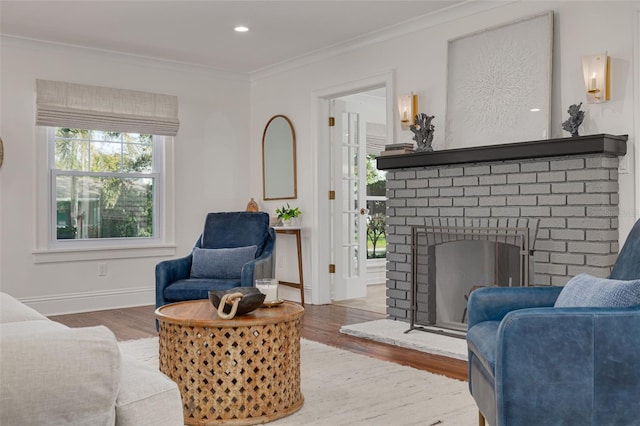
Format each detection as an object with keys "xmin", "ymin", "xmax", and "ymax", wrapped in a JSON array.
[{"xmin": 262, "ymin": 115, "xmax": 297, "ymax": 200}]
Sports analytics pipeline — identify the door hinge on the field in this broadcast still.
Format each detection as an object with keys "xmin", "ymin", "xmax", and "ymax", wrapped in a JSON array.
[
  {"xmin": 328, "ymin": 116, "xmax": 335, "ymax": 127},
  {"xmin": 329, "ymin": 264, "xmax": 336, "ymax": 274},
  {"xmin": 328, "ymin": 190, "xmax": 335, "ymax": 200}
]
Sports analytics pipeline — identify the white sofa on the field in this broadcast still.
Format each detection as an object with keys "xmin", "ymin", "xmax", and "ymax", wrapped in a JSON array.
[{"xmin": 0, "ymin": 292, "xmax": 184, "ymax": 426}]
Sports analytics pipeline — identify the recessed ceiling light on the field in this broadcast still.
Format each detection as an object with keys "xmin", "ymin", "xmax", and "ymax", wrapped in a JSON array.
[
  {"xmin": 234, "ymin": 26, "xmax": 249, "ymax": 33},
  {"xmin": 530, "ymin": 108, "xmax": 541, "ymax": 112}
]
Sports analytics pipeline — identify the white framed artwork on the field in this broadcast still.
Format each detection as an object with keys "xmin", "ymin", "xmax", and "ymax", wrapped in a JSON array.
[{"xmin": 445, "ymin": 11, "xmax": 554, "ymax": 148}]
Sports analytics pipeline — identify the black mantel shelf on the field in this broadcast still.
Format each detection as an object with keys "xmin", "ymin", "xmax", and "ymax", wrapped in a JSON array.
[{"xmin": 377, "ymin": 134, "xmax": 628, "ymax": 170}]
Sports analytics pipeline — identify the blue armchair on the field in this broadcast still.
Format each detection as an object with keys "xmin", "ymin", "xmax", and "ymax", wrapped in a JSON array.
[
  {"xmin": 467, "ymin": 218, "xmax": 640, "ymax": 426},
  {"xmin": 156, "ymin": 212, "xmax": 276, "ymax": 310}
]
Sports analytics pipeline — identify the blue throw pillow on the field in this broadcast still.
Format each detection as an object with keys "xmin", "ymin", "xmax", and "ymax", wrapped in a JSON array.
[
  {"xmin": 190, "ymin": 245, "xmax": 258, "ymax": 279},
  {"xmin": 554, "ymin": 273, "xmax": 640, "ymax": 308}
]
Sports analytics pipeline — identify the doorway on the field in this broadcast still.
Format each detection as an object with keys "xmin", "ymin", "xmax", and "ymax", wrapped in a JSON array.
[{"xmin": 330, "ymin": 87, "xmax": 388, "ymax": 314}]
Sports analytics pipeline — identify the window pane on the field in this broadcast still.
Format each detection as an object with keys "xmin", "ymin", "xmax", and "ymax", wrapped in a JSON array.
[
  {"xmin": 90, "ymin": 141, "xmax": 122, "ymax": 172},
  {"xmin": 123, "ymin": 143, "xmax": 153, "ymax": 172},
  {"xmin": 55, "ymin": 128, "xmax": 154, "ymax": 174},
  {"xmin": 55, "ymin": 174, "xmax": 154, "ymax": 240},
  {"xmin": 55, "ymin": 137, "xmax": 89, "ymax": 171},
  {"xmin": 366, "ymin": 154, "xmax": 386, "ymax": 196},
  {"xmin": 91, "ymin": 130, "xmax": 114, "ymax": 142},
  {"xmin": 366, "ymin": 201, "xmax": 386, "ymax": 259},
  {"xmin": 126, "ymin": 133, "xmax": 153, "ymax": 144}
]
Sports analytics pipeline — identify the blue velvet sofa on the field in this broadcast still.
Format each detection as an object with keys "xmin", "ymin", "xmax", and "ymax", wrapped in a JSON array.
[
  {"xmin": 156, "ymin": 211, "xmax": 275, "ymax": 310},
  {"xmin": 467, "ymin": 218, "xmax": 640, "ymax": 426}
]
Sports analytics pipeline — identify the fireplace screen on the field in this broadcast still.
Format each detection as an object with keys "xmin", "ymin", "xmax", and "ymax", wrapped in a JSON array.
[{"xmin": 408, "ymin": 218, "xmax": 538, "ymax": 338}]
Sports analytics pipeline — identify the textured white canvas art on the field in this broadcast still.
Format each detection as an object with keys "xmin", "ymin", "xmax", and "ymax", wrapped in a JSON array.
[{"xmin": 445, "ymin": 12, "xmax": 553, "ymax": 148}]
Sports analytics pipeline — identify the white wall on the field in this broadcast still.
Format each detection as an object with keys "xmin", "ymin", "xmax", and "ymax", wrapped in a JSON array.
[
  {"xmin": 250, "ymin": 1, "xmax": 639, "ymax": 304},
  {"xmin": 0, "ymin": 37, "xmax": 251, "ymax": 314},
  {"xmin": 1, "ymin": 2, "xmax": 636, "ymax": 312}
]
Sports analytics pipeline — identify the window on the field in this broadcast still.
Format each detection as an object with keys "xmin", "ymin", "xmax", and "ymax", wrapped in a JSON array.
[
  {"xmin": 49, "ymin": 128, "xmax": 162, "ymax": 244},
  {"xmin": 366, "ymin": 154, "xmax": 386, "ymax": 259},
  {"xmin": 34, "ymin": 79, "xmax": 178, "ymax": 260}
]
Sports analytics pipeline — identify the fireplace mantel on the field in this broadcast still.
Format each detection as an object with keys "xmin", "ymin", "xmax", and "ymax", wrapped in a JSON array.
[{"xmin": 377, "ymin": 134, "xmax": 627, "ymax": 170}]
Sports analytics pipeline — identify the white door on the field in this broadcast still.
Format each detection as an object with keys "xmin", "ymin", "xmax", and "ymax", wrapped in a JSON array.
[{"xmin": 331, "ymin": 101, "xmax": 368, "ymax": 301}]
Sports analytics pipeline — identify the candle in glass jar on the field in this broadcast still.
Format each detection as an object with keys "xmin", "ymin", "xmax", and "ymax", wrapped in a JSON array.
[{"xmin": 256, "ymin": 278, "xmax": 278, "ymax": 302}]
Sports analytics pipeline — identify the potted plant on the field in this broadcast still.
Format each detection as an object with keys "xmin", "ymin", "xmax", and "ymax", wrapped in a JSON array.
[{"xmin": 276, "ymin": 203, "xmax": 301, "ymax": 226}]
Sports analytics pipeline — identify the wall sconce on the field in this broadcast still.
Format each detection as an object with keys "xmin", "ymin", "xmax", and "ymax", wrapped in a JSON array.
[
  {"xmin": 397, "ymin": 93, "xmax": 418, "ymax": 130},
  {"xmin": 582, "ymin": 52, "xmax": 610, "ymax": 103}
]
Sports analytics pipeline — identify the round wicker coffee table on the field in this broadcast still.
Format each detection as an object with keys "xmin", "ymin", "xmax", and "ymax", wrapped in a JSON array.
[{"xmin": 155, "ymin": 300, "xmax": 304, "ymax": 425}]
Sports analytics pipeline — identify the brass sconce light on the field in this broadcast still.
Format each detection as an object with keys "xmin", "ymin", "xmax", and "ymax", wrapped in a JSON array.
[
  {"xmin": 582, "ymin": 52, "xmax": 610, "ymax": 103},
  {"xmin": 397, "ymin": 93, "xmax": 418, "ymax": 130}
]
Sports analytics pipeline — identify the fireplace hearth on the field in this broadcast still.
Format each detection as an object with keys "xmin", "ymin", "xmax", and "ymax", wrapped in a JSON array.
[{"xmin": 378, "ymin": 134, "xmax": 627, "ymax": 326}]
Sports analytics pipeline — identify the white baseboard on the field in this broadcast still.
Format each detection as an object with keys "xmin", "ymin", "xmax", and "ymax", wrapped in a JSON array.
[{"xmin": 19, "ymin": 287, "xmax": 155, "ymax": 316}]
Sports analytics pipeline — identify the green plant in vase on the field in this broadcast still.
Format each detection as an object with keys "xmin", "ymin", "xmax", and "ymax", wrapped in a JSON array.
[{"xmin": 276, "ymin": 203, "xmax": 301, "ymax": 226}]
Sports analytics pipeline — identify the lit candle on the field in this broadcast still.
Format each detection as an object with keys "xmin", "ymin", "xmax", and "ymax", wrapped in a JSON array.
[
  {"xmin": 590, "ymin": 73, "xmax": 597, "ymax": 91},
  {"xmin": 402, "ymin": 107, "xmax": 408, "ymax": 121}
]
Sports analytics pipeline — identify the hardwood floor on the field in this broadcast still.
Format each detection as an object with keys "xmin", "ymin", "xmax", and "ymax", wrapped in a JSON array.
[
  {"xmin": 49, "ymin": 303, "xmax": 468, "ymax": 381},
  {"xmin": 332, "ymin": 283, "xmax": 387, "ymax": 314}
]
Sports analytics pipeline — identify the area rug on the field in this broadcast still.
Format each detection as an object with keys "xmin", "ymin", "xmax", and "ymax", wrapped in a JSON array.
[
  {"xmin": 119, "ymin": 337, "xmax": 476, "ymax": 425},
  {"xmin": 339, "ymin": 319, "xmax": 468, "ymax": 360}
]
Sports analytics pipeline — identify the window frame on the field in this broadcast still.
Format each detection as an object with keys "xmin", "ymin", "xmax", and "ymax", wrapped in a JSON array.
[
  {"xmin": 33, "ymin": 127, "xmax": 175, "ymax": 263},
  {"xmin": 48, "ymin": 127, "xmax": 163, "ymax": 248}
]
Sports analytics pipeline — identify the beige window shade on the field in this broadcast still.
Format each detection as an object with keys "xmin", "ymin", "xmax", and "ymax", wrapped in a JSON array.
[{"xmin": 36, "ymin": 79, "xmax": 180, "ymax": 136}]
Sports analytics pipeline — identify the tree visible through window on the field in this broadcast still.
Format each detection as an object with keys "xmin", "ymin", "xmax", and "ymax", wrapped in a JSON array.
[
  {"xmin": 366, "ymin": 154, "xmax": 386, "ymax": 259},
  {"xmin": 52, "ymin": 128, "xmax": 158, "ymax": 241}
]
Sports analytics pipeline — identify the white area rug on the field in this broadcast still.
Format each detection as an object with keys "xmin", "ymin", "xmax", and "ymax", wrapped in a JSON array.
[
  {"xmin": 339, "ymin": 319, "xmax": 468, "ymax": 360},
  {"xmin": 119, "ymin": 337, "xmax": 476, "ymax": 426}
]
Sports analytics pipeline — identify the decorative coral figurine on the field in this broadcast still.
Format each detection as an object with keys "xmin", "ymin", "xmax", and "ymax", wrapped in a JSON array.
[
  {"xmin": 562, "ymin": 103, "xmax": 585, "ymax": 137},
  {"xmin": 410, "ymin": 113, "xmax": 435, "ymax": 152}
]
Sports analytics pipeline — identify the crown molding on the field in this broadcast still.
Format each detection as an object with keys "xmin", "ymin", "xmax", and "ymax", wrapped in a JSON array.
[
  {"xmin": 0, "ymin": 35, "xmax": 250, "ymax": 82},
  {"xmin": 249, "ymin": 0, "xmax": 516, "ymax": 82}
]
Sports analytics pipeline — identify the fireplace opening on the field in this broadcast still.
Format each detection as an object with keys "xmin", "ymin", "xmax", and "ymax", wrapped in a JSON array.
[
  {"xmin": 436, "ymin": 240, "xmax": 522, "ymax": 327},
  {"xmin": 407, "ymin": 218, "xmax": 538, "ymax": 338}
]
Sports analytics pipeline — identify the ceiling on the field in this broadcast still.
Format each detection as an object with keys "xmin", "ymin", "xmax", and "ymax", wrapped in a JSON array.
[{"xmin": 0, "ymin": 0, "xmax": 465, "ymax": 74}]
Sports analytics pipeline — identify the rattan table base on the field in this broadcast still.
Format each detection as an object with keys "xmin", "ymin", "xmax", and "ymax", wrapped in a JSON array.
[{"xmin": 156, "ymin": 300, "xmax": 304, "ymax": 425}]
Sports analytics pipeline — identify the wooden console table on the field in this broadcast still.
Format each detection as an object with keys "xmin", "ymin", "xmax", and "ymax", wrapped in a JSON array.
[
  {"xmin": 156, "ymin": 300, "xmax": 305, "ymax": 425},
  {"xmin": 273, "ymin": 226, "xmax": 305, "ymax": 305}
]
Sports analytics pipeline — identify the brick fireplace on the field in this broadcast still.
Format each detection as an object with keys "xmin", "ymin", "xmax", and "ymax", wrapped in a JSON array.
[{"xmin": 377, "ymin": 134, "xmax": 627, "ymax": 324}]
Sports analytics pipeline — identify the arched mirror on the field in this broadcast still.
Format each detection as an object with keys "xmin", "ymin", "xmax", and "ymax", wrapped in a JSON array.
[{"xmin": 262, "ymin": 115, "xmax": 297, "ymax": 200}]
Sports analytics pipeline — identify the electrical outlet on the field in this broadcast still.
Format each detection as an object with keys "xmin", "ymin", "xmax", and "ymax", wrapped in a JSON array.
[{"xmin": 99, "ymin": 263, "xmax": 108, "ymax": 276}]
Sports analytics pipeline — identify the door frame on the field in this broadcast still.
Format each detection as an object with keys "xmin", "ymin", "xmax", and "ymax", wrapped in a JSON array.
[{"xmin": 311, "ymin": 71, "xmax": 394, "ymax": 304}]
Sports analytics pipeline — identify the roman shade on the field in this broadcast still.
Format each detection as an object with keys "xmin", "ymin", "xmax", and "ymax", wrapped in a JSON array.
[{"xmin": 36, "ymin": 79, "xmax": 180, "ymax": 136}]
